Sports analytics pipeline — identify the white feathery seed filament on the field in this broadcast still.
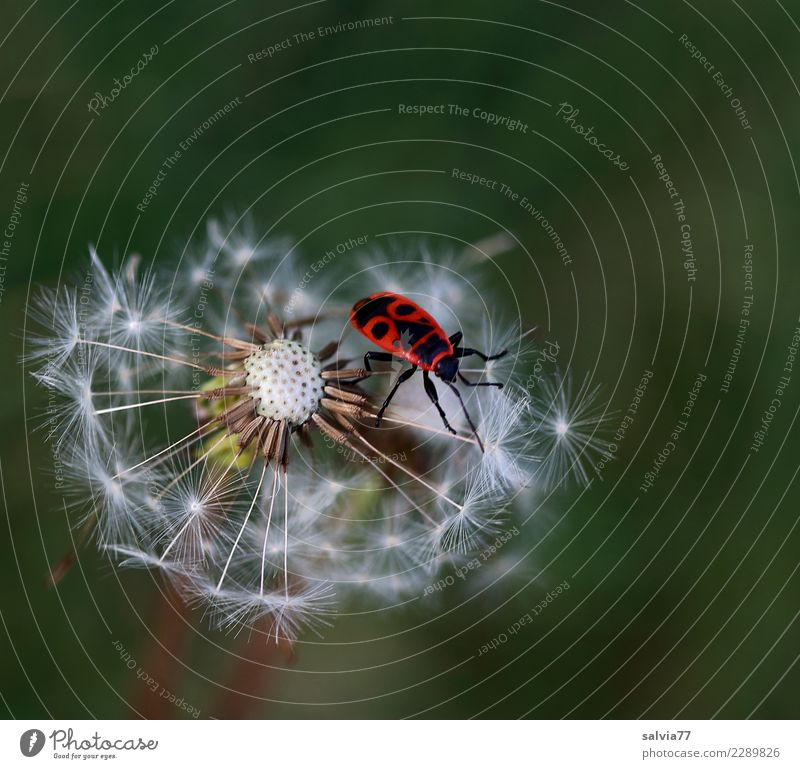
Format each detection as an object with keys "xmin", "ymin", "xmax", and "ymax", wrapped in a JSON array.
[
  {"xmin": 283, "ymin": 467, "xmax": 290, "ymax": 600},
  {"xmin": 351, "ymin": 431, "xmax": 463, "ymax": 511},
  {"xmin": 217, "ymin": 461, "xmax": 268, "ymax": 592},
  {"xmin": 93, "ymin": 393, "xmax": 206, "ymax": 415},
  {"xmin": 111, "ymin": 422, "xmax": 213, "ymax": 480},
  {"xmin": 259, "ymin": 464, "xmax": 280, "ymax": 596}
]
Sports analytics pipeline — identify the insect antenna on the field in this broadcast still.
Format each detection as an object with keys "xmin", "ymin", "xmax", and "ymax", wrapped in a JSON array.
[{"xmin": 445, "ymin": 382, "xmax": 485, "ymax": 453}]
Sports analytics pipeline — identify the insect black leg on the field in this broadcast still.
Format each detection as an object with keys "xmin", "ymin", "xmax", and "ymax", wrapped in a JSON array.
[
  {"xmin": 448, "ymin": 331, "xmax": 463, "ymax": 347},
  {"xmin": 350, "ymin": 351, "xmax": 396, "ymax": 384},
  {"xmin": 457, "ymin": 372, "xmax": 504, "ymax": 389},
  {"xmin": 363, "ymin": 350, "xmax": 395, "ymax": 371},
  {"xmin": 444, "ymin": 382, "xmax": 485, "ymax": 453},
  {"xmin": 453, "ymin": 347, "xmax": 508, "ymax": 388},
  {"xmin": 454, "ymin": 346, "xmax": 509, "ymax": 362},
  {"xmin": 422, "ymin": 370, "xmax": 457, "ymax": 435},
  {"xmin": 375, "ymin": 365, "xmax": 417, "ymax": 427}
]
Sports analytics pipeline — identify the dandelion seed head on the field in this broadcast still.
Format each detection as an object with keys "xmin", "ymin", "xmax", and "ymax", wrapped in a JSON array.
[
  {"xmin": 243, "ymin": 340, "xmax": 324, "ymax": 425},
  {"xmin": 25, "ymin": 224, "xmax": 601, "ymax": 641}
]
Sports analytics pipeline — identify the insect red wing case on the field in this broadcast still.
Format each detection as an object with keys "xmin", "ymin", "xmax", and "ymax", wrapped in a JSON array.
[{"xmin": 349, "ymin": 292, "xmax": 454, "ymax": 370}]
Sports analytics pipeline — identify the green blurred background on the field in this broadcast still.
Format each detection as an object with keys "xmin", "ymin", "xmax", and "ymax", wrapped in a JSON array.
[{"xmin": 1, "ymin": 0, "xmax": 799, "ymax": 718}]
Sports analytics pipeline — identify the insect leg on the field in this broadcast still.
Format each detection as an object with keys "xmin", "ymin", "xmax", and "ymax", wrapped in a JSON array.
[
  {"xmin": 422, "ymin": 370, "xmax": 457, "ymax": 435},
  {"xmin": 448, "ymin": 331, "xmax": 463, "ymax": 347},
  {"xmin": 454, "ymin": 346, "xmax": 509, "ymax": 362},
  {"xmin": 375, "ymin": 365, "xmax": 417, "ymax": 427},
  {"xmin": 454, "ymin": 345, "xmax": 506, "ymax": 388},
  {"xmin": 457, "ymin": 372, "xmax": 504, "ymax": 389},
  {"xmin": 363, "ymin": 350, "xmax": 395, "ymax": 371},
  {"xmin": 444, "ymin": 382, "xmax": 485, "ymax": 453}
]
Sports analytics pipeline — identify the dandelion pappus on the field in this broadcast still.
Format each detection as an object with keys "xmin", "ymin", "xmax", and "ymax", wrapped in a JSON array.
[{"xmin": 349, "ymin": 291, "xmax": 508, "ymax": 451}]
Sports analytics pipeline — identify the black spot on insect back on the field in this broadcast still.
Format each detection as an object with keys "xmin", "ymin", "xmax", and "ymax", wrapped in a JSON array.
[
  {"xmin": 371, "ymin": 321, "xmax": 389, "ymax": 339},
  {"xmin": 352, "ymin": 294, "xmax": 393, "ymax": 328}
]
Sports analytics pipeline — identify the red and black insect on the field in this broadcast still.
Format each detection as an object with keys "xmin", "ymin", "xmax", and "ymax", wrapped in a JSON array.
[{"xmin": 349, "ymin": 291, "xmax": 507, "ymax": 451}]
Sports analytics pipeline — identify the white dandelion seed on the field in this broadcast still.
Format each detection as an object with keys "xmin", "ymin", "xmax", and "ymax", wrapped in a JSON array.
[
  {"xmin": 427, "ymin": 467, "xmax": 505, "ymax": 556},
  {"xmin": 63, "ymin": 438, "xmax": 163, "ymax": 545},
  {"xmin": 531, "ymin": 372, "xmax": 611, "ymax": 488},
  {"xmin": 25, "ymin": 285, "xmax": 82, "ymax": 369},
  {"xmin": 191, "ymin": 576, "xmax": 335, "ymax": 640},
  {"xmin": 475, "ymin": 388, "xmax": 537, "ymax": 492},
  {"xmin": 104, "ymin": 543, "xmax": 191, "ymax": 580},
  {"xmin": 31, "ymin": 348, "xmax": 108, "ymax": 451},
  {"xmin": 206, "ymin": 215, "xmax": 292, "ymax": 272}
]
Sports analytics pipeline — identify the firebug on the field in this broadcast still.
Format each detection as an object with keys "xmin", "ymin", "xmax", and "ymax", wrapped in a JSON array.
[{"xmin": 349, "ymin": 291, "xmax": 507, "ymax": 451}]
